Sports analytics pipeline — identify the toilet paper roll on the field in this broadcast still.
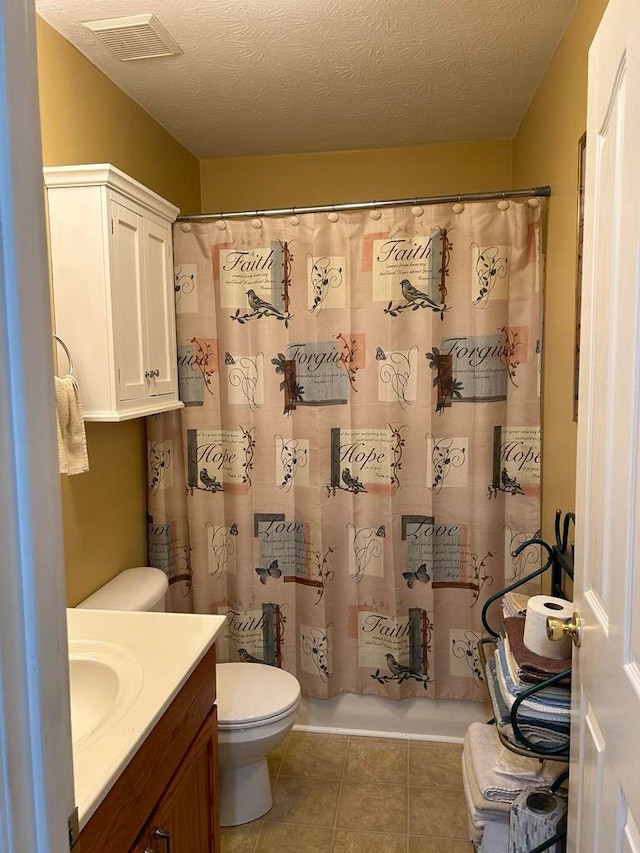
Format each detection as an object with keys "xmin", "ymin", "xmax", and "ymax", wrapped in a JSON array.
[{"xmin": 523, "ymin": 596, "xmax": 573, "ymax": 660}]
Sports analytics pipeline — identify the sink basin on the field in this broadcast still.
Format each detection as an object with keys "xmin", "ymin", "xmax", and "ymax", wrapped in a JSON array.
[{"xmin": 69, "ymin": 640, "xmax": 143, "ymax": 751}]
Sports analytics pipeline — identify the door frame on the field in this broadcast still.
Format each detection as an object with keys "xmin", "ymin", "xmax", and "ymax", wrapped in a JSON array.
[{"xmin": 0, "ymin": 0, "xmax": 75, "ymax": 850}]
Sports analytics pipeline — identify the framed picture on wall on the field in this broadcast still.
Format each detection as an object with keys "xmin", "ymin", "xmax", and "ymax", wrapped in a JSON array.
[{"xmin": 574, "ymin": 132, "xmax": 586, "ymax": 421}]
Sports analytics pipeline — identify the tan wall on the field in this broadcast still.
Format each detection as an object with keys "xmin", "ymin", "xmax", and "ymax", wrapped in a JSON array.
[
  {"xmin": 512, "ymin": 0, "xmax": 608, "ymax": 540},
  {"xmin": 200, "ymin": 140, "xmax": 513, "ymax": 212},
  {"xmin": 37, "ymin": 18, "xmax": 201, "ymax": 606}
]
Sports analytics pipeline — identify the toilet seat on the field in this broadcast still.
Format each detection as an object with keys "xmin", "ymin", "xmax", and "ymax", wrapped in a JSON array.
[{"xmin": 216, "ymin": 662, "xmax": 300, "ymax": 729}]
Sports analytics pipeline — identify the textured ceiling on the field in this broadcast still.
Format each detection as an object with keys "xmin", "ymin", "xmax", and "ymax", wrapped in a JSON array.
[{"xmin": 36, "ymin": 0, "xmax": 577, "ymax": 158}]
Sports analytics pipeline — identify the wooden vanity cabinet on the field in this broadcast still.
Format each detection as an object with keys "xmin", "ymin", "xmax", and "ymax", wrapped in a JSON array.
[
  {"xmin": 136, "ymin": 708, "xmax": 219, "ymax": 853},
  {"xmin": 78, "ymin": 644, "xmax": 219, "ymax": 853}
]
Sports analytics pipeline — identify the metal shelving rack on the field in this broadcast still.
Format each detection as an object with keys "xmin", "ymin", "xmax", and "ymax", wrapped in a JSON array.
[{"xmin": 475, "ymin": 510, "xmax": 575, "ymax": 853}]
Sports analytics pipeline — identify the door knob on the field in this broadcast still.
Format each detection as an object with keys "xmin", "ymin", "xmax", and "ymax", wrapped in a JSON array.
[{"xmin": 546, "ymin": 612, "xmax": 583, "ymax": 648}]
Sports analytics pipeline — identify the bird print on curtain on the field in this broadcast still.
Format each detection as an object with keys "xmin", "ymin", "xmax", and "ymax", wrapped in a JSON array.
[{"xmin": 148, "ymin": 201, "xmax": 543, "ymax": 702}]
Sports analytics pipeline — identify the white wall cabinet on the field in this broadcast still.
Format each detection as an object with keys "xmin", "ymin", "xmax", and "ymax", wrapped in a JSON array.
[{"xmin": 44, "ymin": 164, "xmax": 183, "ymax": 421}]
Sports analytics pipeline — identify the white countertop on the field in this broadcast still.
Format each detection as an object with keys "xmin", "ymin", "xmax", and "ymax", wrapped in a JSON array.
[{"xmin": 67, "ymin": 608, "xmax": 226, "ymax": 829}]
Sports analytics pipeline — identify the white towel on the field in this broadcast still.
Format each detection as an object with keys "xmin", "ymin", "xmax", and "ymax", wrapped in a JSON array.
[
  {"xmin": 463, "ymin": 743, "xmax": 511, "ymax": 818},
  {"xmin": 467, "ymin": 722, "xmax": 566, "ymax": 803},
  {"xmin": 55, "ymin": 375, "xmax": 89, "ymax": 475},
  {"xmin": 478, "ymin": 816, "xmax": 510, "ymax": 853},
  {"xmin": 495, "ymin": 745, "xmax": 546, "ymax": 782}
]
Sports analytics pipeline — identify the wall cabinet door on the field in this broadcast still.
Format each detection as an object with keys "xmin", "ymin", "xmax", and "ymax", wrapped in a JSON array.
[
  {"xmin": 111, "ymin": 201, "xmax": 147, "ymax": 402},
  {"xmin": 143, "ymin": 219, "xmax": 177, "ymax": 398}
]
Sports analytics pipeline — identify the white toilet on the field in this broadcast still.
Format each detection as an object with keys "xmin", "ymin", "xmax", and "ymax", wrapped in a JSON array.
[
  {"xmin": 216, "ymin": 662, "xmax": 300, "ymax": 826},
  {"xmin": 76, "ymin": 566, "xmax": 169, "ymax": 611},
  {"xmin": 77, "ymin": 567, "xmax": 301, "ymax": 828}
]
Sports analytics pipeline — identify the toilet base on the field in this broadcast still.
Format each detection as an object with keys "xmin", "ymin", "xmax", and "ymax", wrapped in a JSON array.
[{"xmin": 219, "ymin": 757, "xmax": 272, "ymax": 826}]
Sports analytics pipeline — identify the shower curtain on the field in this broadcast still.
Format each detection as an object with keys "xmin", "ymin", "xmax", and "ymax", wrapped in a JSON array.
[{"xmin": 147, "ymin": 200, "xmax": 542, "ymax": 702}]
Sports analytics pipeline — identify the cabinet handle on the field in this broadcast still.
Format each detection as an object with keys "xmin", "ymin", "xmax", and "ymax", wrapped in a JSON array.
[
  {"xmin": 145, "ymin": 369, "xmax": 160, "ymax": 379},
  {"xmin": 153, "ymin": 827, "xmax": 172, "ymax": 852}
]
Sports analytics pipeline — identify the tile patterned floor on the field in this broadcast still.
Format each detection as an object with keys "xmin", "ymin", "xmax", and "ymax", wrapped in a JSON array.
[{"xmin": 220, "ymin": 732, "xmax": 474, "ymax": 853}]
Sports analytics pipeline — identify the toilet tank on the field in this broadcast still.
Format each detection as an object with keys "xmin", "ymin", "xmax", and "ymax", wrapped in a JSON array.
[{"xmin": 76, "ymin": 566, "xmax": 168, "ymax": 612}]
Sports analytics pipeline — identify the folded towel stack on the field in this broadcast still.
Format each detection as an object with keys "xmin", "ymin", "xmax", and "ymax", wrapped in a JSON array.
[
  {"xmin": 482, "ymin": 614, "xmax": 571, "ymax": 754},
  {"xmin": 504, "ymin": 616, "xmax": 572, "ymax": 686},
  {"xmin": 486, "ymin": 658, "xmax": 569, "ymax": 752},
  {"xmin": 502, "ymin": 591, "xmax": 531, "ymax": 619},
  {"xmin": 462, "ymin": 723, "xmax": 568, "ymax": 852}
]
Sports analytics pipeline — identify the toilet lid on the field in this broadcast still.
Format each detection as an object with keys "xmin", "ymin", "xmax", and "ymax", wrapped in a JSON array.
[{"xmin": 216, "ymin": 662, "xmax": 301, "ymax": 726}]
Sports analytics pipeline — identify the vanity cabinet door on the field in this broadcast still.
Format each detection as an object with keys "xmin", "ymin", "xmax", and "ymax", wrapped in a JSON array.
[{"xmin": 144, "ymin": 708, "xmax": 219, "ymax": 853}]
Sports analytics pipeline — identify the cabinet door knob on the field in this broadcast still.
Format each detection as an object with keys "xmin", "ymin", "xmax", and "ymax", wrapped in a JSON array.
[
  {"xmin": 153, "ymin": 827, "xmax": 172, "ymax": 852},
  {"xmin": 145, "ymin": 369, "xmax": 160, "ymax": 379}
]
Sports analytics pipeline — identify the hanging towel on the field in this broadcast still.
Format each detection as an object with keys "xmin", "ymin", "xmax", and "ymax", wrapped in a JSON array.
[{"xmin": 55, "ymin": 375, "xmax": 89, "ymax": 475}]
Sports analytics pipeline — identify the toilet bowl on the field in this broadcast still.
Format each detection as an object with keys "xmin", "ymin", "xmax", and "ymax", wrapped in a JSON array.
[
  {"xmin": 77, "ymin": 567, "xmax": 301, "ymax": 828},
  {"xmin": 216, "ymin": 662, "xmax": 301, "ymax": 826}
]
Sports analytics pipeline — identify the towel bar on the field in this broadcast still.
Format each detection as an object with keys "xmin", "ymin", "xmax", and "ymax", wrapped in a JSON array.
[{"xmin": 53, "ymin": 334, "xmax": 74, "ymax": 377}]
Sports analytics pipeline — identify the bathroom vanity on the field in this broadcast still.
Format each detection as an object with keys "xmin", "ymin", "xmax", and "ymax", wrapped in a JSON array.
[{"xmin": 67, "ymin": 609, "xmax": 225, "ymax": 853}]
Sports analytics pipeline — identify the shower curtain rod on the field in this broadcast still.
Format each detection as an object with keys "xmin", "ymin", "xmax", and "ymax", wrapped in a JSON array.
[{"xmin": 176, "ymin": 185, "xmax": 551, "ymax": 222}]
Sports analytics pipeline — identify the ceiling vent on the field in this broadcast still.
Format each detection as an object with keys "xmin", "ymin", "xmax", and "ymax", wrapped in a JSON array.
[{"xmin": 82, "ymin": 14, "xmax": 182, "ymax": 61}]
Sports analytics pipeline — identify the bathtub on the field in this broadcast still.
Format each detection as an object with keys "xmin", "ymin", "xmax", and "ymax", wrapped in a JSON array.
[{"xmin": 293, "ymin": 693, "xmax": 490, "ymax": 743}]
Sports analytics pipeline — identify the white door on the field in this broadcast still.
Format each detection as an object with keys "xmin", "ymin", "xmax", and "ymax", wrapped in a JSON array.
[
  {"xmin": 570, "ymin": 0, "xmax": 640, "ymax": 849},
  {"xmin": 144, "ymin": 219, "xmax": 177, "ymax": 397},
  {"xmin": 111, "ymin": 200, "xmax": 148, "ymax": 402},
  {"xmin": 0, "ymin": 0, "xmax": 75, "ymax": 850}
]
